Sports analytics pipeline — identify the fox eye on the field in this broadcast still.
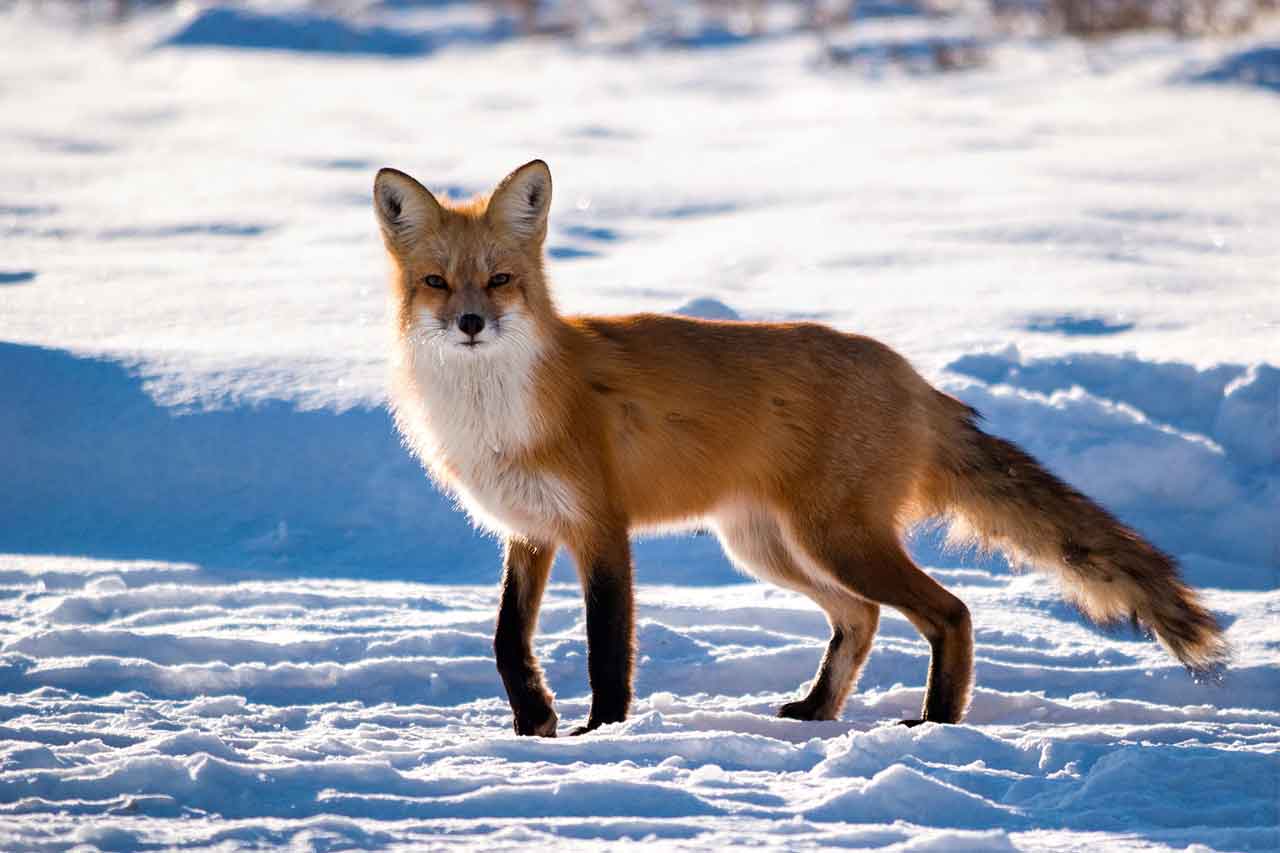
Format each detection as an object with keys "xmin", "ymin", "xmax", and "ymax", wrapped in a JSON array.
[
  {"xmin": 423, "ymin": 275, "xmax": 448, "ymax": 290},
  {"xmin": 488, "ymin": 273, "xmax": 511, "ymax": 289}
]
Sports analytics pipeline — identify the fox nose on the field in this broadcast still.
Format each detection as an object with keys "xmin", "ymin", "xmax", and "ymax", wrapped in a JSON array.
[{"xmin": 457, "ymin": 313, "xmax": 485, "ymax": 338}]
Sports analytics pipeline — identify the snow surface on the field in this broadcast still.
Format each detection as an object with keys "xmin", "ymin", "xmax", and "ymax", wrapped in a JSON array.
[{"xmin": 1, "ymin": 2, "xmax": 1278, "ymax": 850}]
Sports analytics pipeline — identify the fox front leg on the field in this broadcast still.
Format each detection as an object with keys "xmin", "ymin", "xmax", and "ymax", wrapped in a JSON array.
[
  {"xmin": 494, "ymin": 538, "xmax": 558, "ymax": 736},
  {"xmin": 569, "ymin": 530, "xmax": 635, "ymax": 735}
]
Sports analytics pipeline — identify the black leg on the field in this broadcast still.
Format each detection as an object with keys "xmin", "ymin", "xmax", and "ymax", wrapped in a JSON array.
[
  {"xmin": 570, "ymin": 534, "xmax": 635, "ymax": 734},
  {"xmin": 899, "ymin": 603, "xmax": 972, "ymax": 727},
  {"xmin": 779, "ymin": 627, "xmax": 845, "ymax": 720},
  {"xmin": 778, "ymin": 595, "xmax": 880, "ymax": 722},
  {"xmin": 494, "ymin": 538, "xmax": 557, "ymax": 736}
]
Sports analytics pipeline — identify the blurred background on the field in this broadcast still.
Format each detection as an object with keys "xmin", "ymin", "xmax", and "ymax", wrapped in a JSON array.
[{"xmin": 25, "ymin": 0, "xmax": 1280, "ymax": 49}]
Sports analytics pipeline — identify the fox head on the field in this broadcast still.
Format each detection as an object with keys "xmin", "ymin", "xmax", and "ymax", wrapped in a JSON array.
[{"xmin": 374, "ymin": 160, "xmax": 556, "ymax": 356}]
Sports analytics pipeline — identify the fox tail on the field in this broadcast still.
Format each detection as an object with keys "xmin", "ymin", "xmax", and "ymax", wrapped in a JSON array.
[{"xmin": 924, "ymin": 394, "xmax": 1228, "ymax": 672}]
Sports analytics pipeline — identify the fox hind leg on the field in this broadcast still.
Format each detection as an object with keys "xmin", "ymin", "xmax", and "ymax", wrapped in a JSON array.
[
  {"xmin": 778, "ymin": 594, "xmax": 880, "ymax": 721},
  {"xmin": 787, "ymin": 520, "xmax": 974, "ymax": 725},
  {"xmin": 712, "ymin": 502, "xmax": 880, "ymax": 721}
]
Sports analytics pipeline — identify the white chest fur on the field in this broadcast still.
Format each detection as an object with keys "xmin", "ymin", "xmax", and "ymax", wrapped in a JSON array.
[{"xmin": 391, "ymin": 322, "xmax": 577, "ymax": 537}]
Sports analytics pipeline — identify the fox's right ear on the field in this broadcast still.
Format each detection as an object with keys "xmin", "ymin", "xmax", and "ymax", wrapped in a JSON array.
[{"xmin": 373, "ymin": 168, "xmax": 442, "ymax": 251}]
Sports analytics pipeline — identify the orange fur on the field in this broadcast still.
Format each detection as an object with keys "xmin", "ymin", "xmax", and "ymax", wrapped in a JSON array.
[{"xmin": 374, "ymin": 161, "xmax": 1227, "ymax": 736}]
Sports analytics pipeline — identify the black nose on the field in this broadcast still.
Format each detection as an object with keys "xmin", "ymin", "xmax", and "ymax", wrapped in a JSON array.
[{"xmin": 457, "ymin": 314, "xmax": 485, "ymax": 338}]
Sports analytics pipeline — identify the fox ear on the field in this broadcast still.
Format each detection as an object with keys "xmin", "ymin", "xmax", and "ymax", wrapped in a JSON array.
[
  {"xmin": 487, "ymin": 160, "xmax": 552, "ymax": 244},
  {"xmin": 373, "ymin": 168, "xmax": 442, "ymax": 251}
]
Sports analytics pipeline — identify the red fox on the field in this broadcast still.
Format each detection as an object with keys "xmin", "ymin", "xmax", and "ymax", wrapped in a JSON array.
[{"xmin": 374, "ymin": 160, "xmax": 1228, "ymax": 737}]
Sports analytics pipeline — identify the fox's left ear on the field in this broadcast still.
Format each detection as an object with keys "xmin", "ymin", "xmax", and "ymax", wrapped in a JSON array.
[{"xmin": 487, "ymin": 160, "xmax": 552, "ymax": 245}]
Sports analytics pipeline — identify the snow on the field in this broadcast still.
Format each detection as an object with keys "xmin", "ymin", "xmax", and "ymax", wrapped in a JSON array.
[
  {"xmin": 1, "ymin": 1, "xmax": 1278, "ymax": 850},
  {"xmin": 1, "ymin": 566, "xmax": 1277, "ymax": 850}
]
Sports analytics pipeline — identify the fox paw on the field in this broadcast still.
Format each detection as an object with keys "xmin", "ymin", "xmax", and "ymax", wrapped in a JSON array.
[
  {"xmin": 531, "ymin": 710, "xmax": 558, "ymax": 737},
  {"xmin": 514, "ymin": 707, "xmax": 558, "ymax": 737},
  {"xmin": 569, "ymin": 713, "xmax": 625, "ymax": 736},
  {"xmin": 777, "ymin": 699, "xmax": 822, "ymax": 721}
]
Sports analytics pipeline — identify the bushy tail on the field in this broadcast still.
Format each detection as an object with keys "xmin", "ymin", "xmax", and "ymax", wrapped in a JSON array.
[{"xmin": 925, "ymin": 397, "xmax": 1228, "ymax": 672}]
